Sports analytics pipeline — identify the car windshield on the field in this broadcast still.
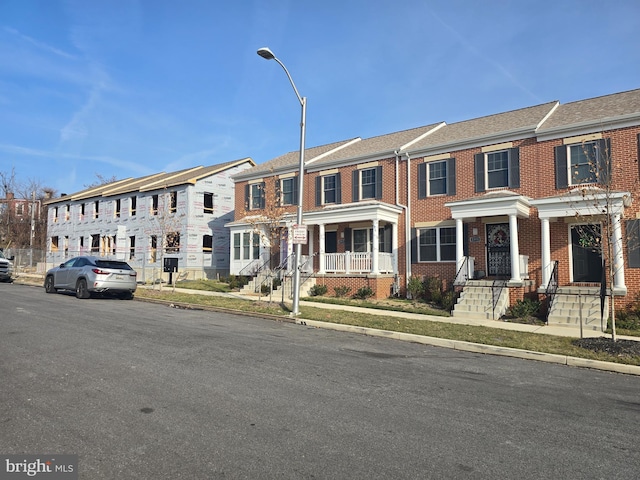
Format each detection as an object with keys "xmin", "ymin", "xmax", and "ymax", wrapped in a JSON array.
[
  {"xmin": 94, "ymin": 260, "xmax": 133, "ymax": 270},
  {"xmin": 0, "ymin": 251, "xmax": 5, "ymax": 259}
]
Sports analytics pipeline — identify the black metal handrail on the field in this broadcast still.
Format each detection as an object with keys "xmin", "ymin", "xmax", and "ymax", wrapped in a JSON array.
[
  {"xmin": 545, "ymin": 260, "xmax": 559, "ymax": 324},
  {"xmin": 255, "ymin": 252, "xmax": 296, "ymax": 293},
  {"xmin": 239, "ymin": 258, "xmax": 261, "ymax": 277},
  {"xmin": 491, "ymin": 279, "xmax": 506, "ymax": 320},
  {"xmin": 448, "ymin": 256, "xmax": 472, "ymax": 312}
]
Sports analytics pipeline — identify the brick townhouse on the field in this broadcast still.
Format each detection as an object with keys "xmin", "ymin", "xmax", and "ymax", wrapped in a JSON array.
[{"xmin": 228, "ymin": 89, "xmax": 640, "ymax": 324}]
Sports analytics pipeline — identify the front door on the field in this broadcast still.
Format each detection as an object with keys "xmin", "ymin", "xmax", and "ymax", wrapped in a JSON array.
[
  {"xmin": 571, "ymin": 224, "xmax": 603, "ymax": 282},
  {"xmin": 325, "ymin": 231, "xmax": 337, "ymax": 254},
  {"xmin": 486, "ymin": 223, "xmax": 511, "ymax": 277}
]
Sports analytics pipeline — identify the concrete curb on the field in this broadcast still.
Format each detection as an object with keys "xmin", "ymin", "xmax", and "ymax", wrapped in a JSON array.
[{"xmin": 295, "ymin": 318, "xmax": 640, "ymax": 376}]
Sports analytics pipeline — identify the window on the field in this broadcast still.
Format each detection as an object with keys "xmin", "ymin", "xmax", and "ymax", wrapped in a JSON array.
[
  {"xmin": 64, "ymin": 205, "xmax": 70, "ymax": 221},
  {"xmin": 130, "ymin": 196, "xmax": 137, "ymax": 216},
  {"xmin": 166, "ymin": 232, "xmax": 180, "ymax": 253},
  {"xmin": 115, "ymin": 199, "xmax": 121, "ymax": 218},
  {"xmin": 91, "ymin": 234, "xmax": 100, "ymax": 253},
  {"xmin": 361, "ymin": 168, "xmax": 376, "ymax": 199},
  {"xmin": 53, "ymin": 207, "xmax": 59, "ymax": 223},
  {"xmin": 204, "ymin": 193, "xmax": 214, "ymax": 214},
  {"xmin": 80, "ymin": 203, "xmax": 85, "ymax": 220},
  {"xmin": 16, "ymin": 203, "xmax": 24, "ymax": 216},
  {"xmin": 233, "ymin": 233, "xmax": 241, "ymax": 260},
  {"xmin": 348, "ymin": 227, "xmax": 390, "ymax": 253},
  {"xmin": 169, "ymin": 191, "xmax": 177, "ymax": 213},
  {"xmin": 555, "ymin": 139, "xmax": 610, "ymax": 189},
  {"xmin": 151, "ymin": 195, "xmax": 159, "ymax": 215},
  {"xmin": 252, "ymin": 233, "xmax": 260, "ymax": 259},
  {"xmin": 51, "ymin": 236, "xmax": 59, "ymax": 252},
  {"xmin": 352, "ymin": 166, "xmax": 382, "ymax": 201},
  {"xmin": 474, "ymin": 148, "xmax": 520, "ymax": 192},
  {"xmin": 129, "ymin": 236, "xmax": 136, "ymax": 260},
  {"xmin": 93, "ymin": 200, "xmax": 99, "ymax": 219},
  {"xmin": 418, "ymin": 227, "xmax": 456, "ymax": 262},
  {"xmin": 315, "ymin": 173, "xmax": 342, "ymax": 205},
  {"xmin": 243, "ymin": 232, "xmax": 250, "ymax": 259},
  {"xmin": 280, "ymin": 177, "xmax": 297, "ymax": 206},
  {"xmin": 418, "ymin": 159, "xmax": 456, "ymax": 197},
  {"xmin": 203, "ymin": 235, "xmax": 213, "ymax": 253},
  {"xmin": 245, "ymin": 182, "xmax": 265, "ymax": 210},
  {"xmin": 150, "ymin": 235, "xmax": 157, "ymax": 262},
  {"xmin": 64, "ymin": 236, "xmax": 69, "ymax": 255}
]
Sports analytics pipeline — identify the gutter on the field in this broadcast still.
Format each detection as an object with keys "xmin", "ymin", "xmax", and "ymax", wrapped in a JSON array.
[{"xmin": 395, "ymin": 150, "xmax": 411, "ymax": 294}]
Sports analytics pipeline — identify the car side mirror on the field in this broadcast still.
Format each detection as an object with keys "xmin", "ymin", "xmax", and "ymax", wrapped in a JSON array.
[{"xmin": 60, "ymin": 263, "xmax": 65, "ymax": 268}]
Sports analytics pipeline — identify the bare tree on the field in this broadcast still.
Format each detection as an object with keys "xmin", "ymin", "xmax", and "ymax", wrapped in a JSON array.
[{"xmin": 84, "ymin": 173, "xmax": 118, "ymax": 189}]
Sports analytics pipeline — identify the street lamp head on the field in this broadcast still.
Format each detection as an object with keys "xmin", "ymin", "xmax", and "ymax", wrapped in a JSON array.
[{"xmin": 257, "ymin": 47, "xmax": 276, "ymax": 60}]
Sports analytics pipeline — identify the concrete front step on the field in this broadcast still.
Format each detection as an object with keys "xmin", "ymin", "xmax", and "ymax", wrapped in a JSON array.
[{"xmin": 547, "ymin": 290, "xmax": 608, "ymax": 329}]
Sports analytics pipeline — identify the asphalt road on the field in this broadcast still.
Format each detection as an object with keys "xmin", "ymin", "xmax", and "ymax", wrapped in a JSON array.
[{"xmin": 1, "ymin": 283, "xmax": 639, "ymax": 479}]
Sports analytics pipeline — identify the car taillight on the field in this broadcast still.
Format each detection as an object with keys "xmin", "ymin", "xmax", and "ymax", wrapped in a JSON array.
[
  {"xmin": 92, "ymin": 268, "xmax": 110, "ymax": 275},
  {"xmin": 129, "ymin": 272, "xmax": 137, "ymax": 277}
]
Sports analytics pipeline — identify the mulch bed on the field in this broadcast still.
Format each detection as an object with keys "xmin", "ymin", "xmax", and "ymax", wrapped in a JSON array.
[{"xmin": 573, "ymin": 337, "xmax": 640, "ymax": 359}]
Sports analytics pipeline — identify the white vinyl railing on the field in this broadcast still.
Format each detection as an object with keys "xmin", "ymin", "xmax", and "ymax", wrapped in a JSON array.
[{"xmin": 323, "ymin": 251, "xmax": 394, "ymax": 274}]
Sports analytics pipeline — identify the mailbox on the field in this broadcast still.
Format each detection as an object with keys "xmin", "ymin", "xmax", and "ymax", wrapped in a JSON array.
[{"xmin": 163, "ymin": 257, "xmax": 179, "ymax": 273}]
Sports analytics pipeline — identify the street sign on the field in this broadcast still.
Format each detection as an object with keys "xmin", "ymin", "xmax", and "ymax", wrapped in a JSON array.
[{"xmin": 292, "ymin": 224, "xmax": 308, "ymax": 245}]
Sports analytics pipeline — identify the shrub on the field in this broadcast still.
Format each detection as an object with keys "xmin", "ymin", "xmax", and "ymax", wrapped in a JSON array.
[
  {"xmin": 440, "ymin": 290, "xmax": 457, "ymax": 312},
  {"xmin": 509, "ymin": 298, "xmax": 541, "ymax": 318},
  {"xmin": 334, "ymin": 286, "xmax": 351, "ymax": 298},
  {"xmin": 225, "ymin": 275, "xmax": 249, "ymax": 290},
  {"xmin": 613, "ymin": 311, "xmax": 640, "ymax": 331},
  {"xmin": 309, "ymin": 284, "xmax": 328, "ymax": 296},
  {"xmin": 424, "ymin": 277, "xmax": 443, "ymax": 303},
  {"xmin": 407, "ymin": 275, "xmax": 425, "ymax": 300},
  {"xmin": 353, "ymin": 286, "xmax": 375, "ymax": 300}
]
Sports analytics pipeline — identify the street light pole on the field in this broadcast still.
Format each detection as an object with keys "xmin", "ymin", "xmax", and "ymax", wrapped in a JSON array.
[{"xmin": 257, "ymin": 47, "xmax": 306, "ymax": 316}]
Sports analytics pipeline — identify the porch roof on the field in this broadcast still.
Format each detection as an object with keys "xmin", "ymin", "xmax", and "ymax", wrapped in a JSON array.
[
  {"xmin": 303, "ymin": 200, "xmax": 403, "ymax": 225},
  {"xmin": 445, "ymin": 190, "xmax": 532, "ymax": 220},
  {"xmin": 531, "ymin": 188, "xmax": 631, "ymax": 219}
]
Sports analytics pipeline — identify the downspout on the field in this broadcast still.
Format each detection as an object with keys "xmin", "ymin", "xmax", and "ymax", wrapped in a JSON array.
[{"xmin": 395, "ymin": 150, "xmax": 411, "ymax": 295}]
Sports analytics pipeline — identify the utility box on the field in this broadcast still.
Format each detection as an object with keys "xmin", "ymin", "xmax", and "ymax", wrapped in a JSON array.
[{"xmin": 164, "ymin": 257, "xmax": 179, "ymax": 273}]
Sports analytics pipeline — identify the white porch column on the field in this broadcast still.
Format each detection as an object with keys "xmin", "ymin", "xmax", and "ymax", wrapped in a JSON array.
[
  {"xmin": 541, "ymin": 217, "xmax": 551, "ymax": 288},
  {"xmin": 308, "ymin": 225, "xmax": 315, "ymax": 272},
  {"xmin": 612, "ymin": 212, "xmax": 626, "ymax": 291},
  {"xmin": 392, "ymin": 222, "xmax": 398, "ymax": 273},
  {"xmin": 509, "ymin": 214, "xmax": 521, "ymax": 282},
  {"xmin": 455, "ymin": 218, "xmax": 464, "ymax": 274},
  {"xmin": 371, "ymin": 219, "xmax": 379, "ymax": 274},
  {"xmin": 318, "ymin": 223, "xmax": 326, "ymax": 274}
]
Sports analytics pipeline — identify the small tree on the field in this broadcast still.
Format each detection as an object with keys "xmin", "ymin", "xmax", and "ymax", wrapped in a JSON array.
[{"xmin": 567, "ymin": 136, "xmax": 636, "ymax": 342}]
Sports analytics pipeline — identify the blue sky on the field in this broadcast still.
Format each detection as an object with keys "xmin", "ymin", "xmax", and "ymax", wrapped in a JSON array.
[{"xmin": 1, "ymin": 0, "xmax": 639, "ymax": 195}]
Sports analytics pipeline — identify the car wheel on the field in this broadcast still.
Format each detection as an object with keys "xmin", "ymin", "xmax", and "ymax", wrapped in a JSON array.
[
  {"xmin": 76, "ymin": 279, "xmax": 91, "ymax": 299},
  {"xmin": 44, "ymin": 276, "xmax": 57, "ymax": 294}
]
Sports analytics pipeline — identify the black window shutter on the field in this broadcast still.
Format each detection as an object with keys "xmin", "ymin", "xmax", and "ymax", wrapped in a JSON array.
[
  {"xmin": 447, "ymin": 158, "xmax": 456, "ymax": 196},
  {"xmin": 244, "ymin": 184, "xmax": 250, "ymax": 210},
  {"xmin": 274, "ymin": 179, "xmax": 281, "ymax": 207},
  {"xmin": 352, "ymin": 171, "xmax": 359, "ymax": 202},
  {"xmin": 418, "ymin": 162, "xmax": 427, "ymax": 199},
  {"xmin": 597, "ymin": 138, "xmax": 612, "ymax": 185},
  {"xmin": 474, "ymin": 153, "xmax": 485, "ymax": 193},
  {"xmin": 555, "ymin": 145, "xmax": 568, "ymax": 189},
  {"xmin": 315, "ymin": 176, "xmax": 322, "ymax": 206},
  {"xmin": 627, "ymin": 219, "xmax": 640, "ymax": 268},
  {"xmin": 344, "ymin": 227, "xmax": 352, "ymax": 251},
  {"xmin": 411, "ymin": 228, "xmax": 418, "ymax": 264},
  {"xmin": 463, "ymin": 223, "xmax": 469, "ymax": 256},
  {"xmin": 508, "ymin": 148, "xmax": 520, "ymax": 188},
  {"xmin": 637, "ymin": 133, "xmax": 640, "ymax": 179},
  {"xmin": 336, "ymin": 173, "xmax": 342, "ymax": 204},
  {"xmin": 375, "ymin": 166, "xmax": 383, "ymax": 199}
]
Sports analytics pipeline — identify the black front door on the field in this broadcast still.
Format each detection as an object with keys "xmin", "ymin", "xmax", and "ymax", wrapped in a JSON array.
[
  {"xmin": 325, "ymin": 231, "xmax": 337, "ymax": 254},
  {"xmin": 571, "ymin": 225, "xmax": 603, "ymax": 282},
  {"xmin": 486, "ymin": 223, "xmax": 511, "ymax": 277}
]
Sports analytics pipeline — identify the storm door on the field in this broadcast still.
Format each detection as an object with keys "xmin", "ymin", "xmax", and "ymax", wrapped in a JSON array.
[{"xmin": 486, "ymin": 223, "xmax": 511, "ymax": 277}]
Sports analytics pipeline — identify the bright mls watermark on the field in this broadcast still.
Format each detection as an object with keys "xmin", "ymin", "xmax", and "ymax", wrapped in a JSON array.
[{"xmin": 0, "ymin": 455, "xmax": 77, "ymax": 480}]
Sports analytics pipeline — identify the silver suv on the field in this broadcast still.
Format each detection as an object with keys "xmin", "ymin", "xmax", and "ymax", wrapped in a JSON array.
[
  {"xmin": 0, "ymin": 250, "xmax": 13, "ymax": 282},
  {"xmin": 44, "ymin": 256, "xmax": 137, "ymax": 299}
]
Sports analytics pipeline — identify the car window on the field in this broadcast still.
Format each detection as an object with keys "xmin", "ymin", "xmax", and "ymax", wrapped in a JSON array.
[
  {"xmin": 63, "ymin": 258, "xmax": 78, "ymax": 268},
  {"xmin": 94, "ymin": 260, "xmax": 132, "ymax": 270}
]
